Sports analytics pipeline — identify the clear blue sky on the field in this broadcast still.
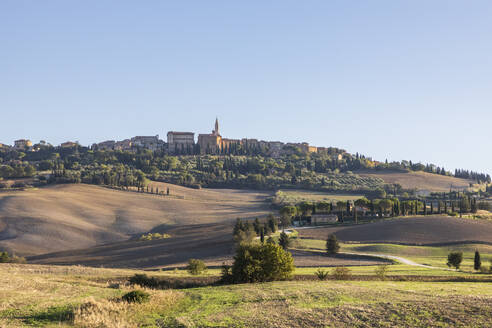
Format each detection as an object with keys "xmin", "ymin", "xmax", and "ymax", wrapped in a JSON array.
[{"xmin": 1, "ymin": 1, "xmax": 491, "ymax": 174}]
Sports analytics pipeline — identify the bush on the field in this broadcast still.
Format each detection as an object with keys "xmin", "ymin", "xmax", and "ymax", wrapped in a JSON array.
[
  {"xmin": 220, "ymin": 263, "xmax": 233, "ymax": 283},
  {"xmin": 11, "ymin": 182, "xmax": 26, "ymax": 188},
  {"xmin": 479, "ymin": 266, "xmax": 490, "ymax": 274},
  {"xmin": 326, "ymin": 234, "xmax": 340, "ymax": 255},
  {"xmin": 186, "ymin": 259, "xmax": 207, "ymax": 275},
  {"xmin": 315, "ymin": 268, "xmax": 329, "ymax": 280},
  {"xmin": 231, "ymin": 243, "xmax": 295, "ymax": 283},
  {"xmin": 447, "ymin": 251, "xmax": 463, "ymax": 270},
  {"xmin": 375, "ymin": 264, "xmax": 389, "ymax": 280},
  {"xmin": 332, "ymin": 267, "xmax": 351, "ymax": 280},
  {"xmin": 129, "ymin": 274, "xmax": 159, "ymax": 289},
  {"xmin": 138, "ymin": 232, "xmax": 171, "ymax": 241},
  {"xmin": 122, "ymin": 290, "xmax": 150, "ymax": 303},
  {"xmin": 0, "ymin": 251, "xmax": 26, "ymax": 263},
  {"xmin": 449, "ymin": 212, "xmax": 459, "ymax": 217}
]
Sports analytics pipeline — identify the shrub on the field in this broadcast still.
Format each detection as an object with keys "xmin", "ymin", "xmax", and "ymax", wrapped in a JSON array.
[
  {"xmin": 326, "ymin": 234, "xmax": 340, "ymax": 255},
  {"xmin": 186, "ymin": 259, "xmax": 207, "ymax": 275},
  {"xmin": 231, "ymin": 243, "xmax": 295, "ymax": 283},
  {"xmin": 129, "ymin": 274, "xmax": 159, "ymax": 289},
  {"xmin": 138, "ymin": 232, "xmax": 171, "ymax": 241},
  {"xmin": 375, "ymin": 264, "xmax": 389, "ymax": 280},
  {"xmin": 449, "ymin": 212, "xmax": 459, "ymax": 217},
  {"xmin": 479, "ymin": 266, "xmax": 490, "ymax": 274},
  {"xmin": 0, "ymin": 251, "xmax": 26, "ymax": 263},
  {"xmin": 0, "ymin": 252, "xmax": 10, "ymax": 263},
  {"xmin": 447, "ymin": 251, "xmax": 463, "ymax": 270},
  {"xmin": 220, "ymin": 263, "xmax": 233, "ymax": 283},
  {"xmin": 332, "ymin": 267, "xmax": 351, "ymax": 280},
  {"xmin": 122, "ymin": 290, "xmax": 150, "ymax": 303},
  {"xmin": 315, "ymin": 268, "xmax": 329, "ymax": 280},
  {"xmin": 11, "ymin": 182, "xmax": 26, "ymax": 188}
]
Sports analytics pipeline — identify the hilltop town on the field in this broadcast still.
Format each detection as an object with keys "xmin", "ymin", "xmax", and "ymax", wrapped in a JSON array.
[{"xmin": 1, "ymin": 118, "xmax": 340, "ymax": 158}]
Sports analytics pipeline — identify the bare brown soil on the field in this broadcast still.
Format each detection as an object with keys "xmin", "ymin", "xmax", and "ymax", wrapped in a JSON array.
[
  {"xmin": 299, "ymin": 216, "xmax": 492, "ymax": 245},
  {"xmin": 0, "ymin": 184, "xmax": 271, "ymax": 256},
  {"xmin": 28, "ymin": 221, "xmax": 388, "ymax": 268},
  {"xmin": 357, "ymin": 169, "xmax": 473, "ymax": 192}
]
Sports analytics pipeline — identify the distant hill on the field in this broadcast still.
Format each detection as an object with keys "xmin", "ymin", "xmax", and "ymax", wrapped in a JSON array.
[
  {"xmin": 0, "ymin": 184, "xmax": 271, "ymax": 256},
  {"xmin": 357, "ymin": 169, "xmax": 474, "ymax": 192}
]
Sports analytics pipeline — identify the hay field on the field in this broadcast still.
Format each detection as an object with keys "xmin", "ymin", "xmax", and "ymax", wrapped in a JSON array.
[
  {"xmin": 0, "ymin": 184, "xmax": 271, "ymax": 256},
  {"xmin": 357, "ymin": 169, "xmax": 473, "ymax": 192}
]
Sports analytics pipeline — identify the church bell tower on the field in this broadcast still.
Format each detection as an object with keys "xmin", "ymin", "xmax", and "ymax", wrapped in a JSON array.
[{"xmin": 214, "ymin": 117, "xmax": 219, "ymax": 136}]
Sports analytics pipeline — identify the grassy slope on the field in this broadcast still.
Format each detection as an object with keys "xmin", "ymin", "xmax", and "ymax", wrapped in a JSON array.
[
  {"xmin": 357, "ymin": 169, "xmax": 474, "ymax": 192},
  {"xmin": 1, "ymin": 263, "xmax": 492, "ymax": 327},
  {"xmin": 0, "ymin": 184, "xmax": 271, "ymax": 256},
  {"xmin": 297, "ymin": 239, "xmax": 492, "ymax": 272}
]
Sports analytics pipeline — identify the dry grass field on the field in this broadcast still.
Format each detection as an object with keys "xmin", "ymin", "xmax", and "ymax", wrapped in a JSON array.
[
  {"xmin": 1, "ymin": 263, "xmax": 492, "ymax": 327},
  {"xmin": 0, "ymin": 184, "xmax": 271, "ymax": 256},
  {"xmin": 357, "ymin": 169, "xmax": 473, "ymax": 192},
  {"xmin": 299, "ymin": 216, "xmax": 492, "ymax": 245}
]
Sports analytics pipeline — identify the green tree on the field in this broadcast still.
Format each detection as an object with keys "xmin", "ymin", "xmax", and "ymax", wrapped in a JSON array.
[
  {"xmin": 278, "ymin": 232, "xmax": 291, "ymax": 250},
  {"xmin": 379, "ymin": 199, "xmax": 393, "ymax": 216},
  {"xmin": 267, "ymin": 214, "xmax": 278, "ymax": 233},
  {"xmin": 186, "ymin": 259, "xmax": 207, "ymax": 275},
  {"xmin": 279, "ymin": 206, "xmax": 297, "ymax": 228},
  {"xmin": 447, "ymin": 251, "xmax": 463, "ymax": 270},
  {"xmin": 326, "ymin": 234, "xmax": 340, "ymax": 255},
  {"xmin": 231, "ymin": 243, "xmax": 295, "ymax": 283},
  {"xmin": 474, "ymin": 250, "xmax": 481, "ymax": 271}
]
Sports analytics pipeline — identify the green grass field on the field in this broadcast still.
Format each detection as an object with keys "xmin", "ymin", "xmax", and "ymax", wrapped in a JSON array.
[
  {"xmin": 2, "ymin": 263, "xmax": 492, "ymax": 327},
  {"xmin": 2, "ymin": 236, "xmax": 492, "ymax": 327},
  {"xmin": 295, "ymin": 238, "xmax": 492, "ymax": 273}
]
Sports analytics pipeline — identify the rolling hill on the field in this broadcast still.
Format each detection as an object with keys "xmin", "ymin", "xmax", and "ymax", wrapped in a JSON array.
[
  {"xmin": 0, "ymin": 183, "xmax": 271, "ymax": 256},
  {"xmin": 357, "ymin": 170, "xmax": 474, "ymax": 192}
]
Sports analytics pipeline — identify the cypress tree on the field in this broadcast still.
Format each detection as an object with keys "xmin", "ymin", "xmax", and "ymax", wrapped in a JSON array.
[{"xmin": 474, "ymin": 250, "xmax": 481, "ymax": 271}]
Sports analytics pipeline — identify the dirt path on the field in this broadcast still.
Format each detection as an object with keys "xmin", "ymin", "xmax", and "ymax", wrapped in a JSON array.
[{"xmin": 343, "ymin": 251, "xmax": 455, "ymax": 271}]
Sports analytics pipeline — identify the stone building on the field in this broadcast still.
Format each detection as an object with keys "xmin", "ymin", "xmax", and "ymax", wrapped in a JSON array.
[
  {"xmin": 14, "ymin": 139, "xmax": 33, "ymax": 150},
  {"xmin": 131, "ymin": 135, "xmax": 162, "ymax": 151},
  {"xmin": 167, "ymin": 131, "xmax": 195, "ymax": 154},
  {"xmin": 92, "ymin": 140, "xmax": 116, "ymax": 151},
  {"xmin": 114, "ymin": 139, "xmax": 133, "ymax": 151},
  {"xmin": 60, "ymin": 141, "xmax": 78, "ymax": 148},
  {"xmin": 198, "ymin": 118, "xmax": 222, "ymax": 154}
]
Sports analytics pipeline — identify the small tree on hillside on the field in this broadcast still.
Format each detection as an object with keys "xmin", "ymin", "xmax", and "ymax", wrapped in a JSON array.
[
  {"xmin": 326, "ymin": 234, "xmax": 340, "ymax": 255},
  {"xmin": 447, "ymin": 251, "xmax": 463, "ymax": 270},
  {"xmin": 474, "ymin": 250, "xmax": 482, "ymax": 271}
]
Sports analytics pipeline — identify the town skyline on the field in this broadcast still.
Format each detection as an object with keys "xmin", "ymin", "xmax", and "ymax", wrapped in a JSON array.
[{"xmin": 2, "ymin": 2, "xmax": 491, "ymax": 174}]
